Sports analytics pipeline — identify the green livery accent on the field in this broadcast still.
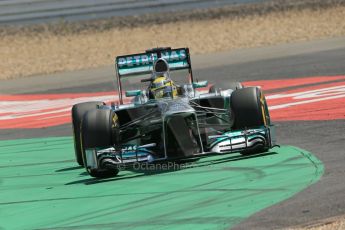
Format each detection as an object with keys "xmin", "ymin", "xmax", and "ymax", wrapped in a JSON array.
[
  {"xmin": 125, "ymin": 90, "xmax": 142, "ymax": 97},
  {"xmin": 193, "ymin": 80, "xmax": 208, "ymax": 89}
]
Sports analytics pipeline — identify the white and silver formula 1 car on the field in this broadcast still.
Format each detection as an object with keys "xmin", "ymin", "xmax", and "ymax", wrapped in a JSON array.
[{"xmin": 71, "ymin": 47, "xmax": 276, "ymax": 178}]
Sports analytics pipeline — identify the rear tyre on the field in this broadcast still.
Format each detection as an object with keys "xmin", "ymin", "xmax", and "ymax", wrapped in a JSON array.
[
  {"xmin": 72, "ymin": 101, "xmax": 104, "ymax": 166},
  {"xmin": 230, "ymin": 87, "xmax": 270, "ymax": 155},
  {"xmin": 81, "ymin": 109, "xmax": 120, "ymax": 178},
  {"xmin": 209, "ymin": 82, "xmax": 243, "ymax": 93}
]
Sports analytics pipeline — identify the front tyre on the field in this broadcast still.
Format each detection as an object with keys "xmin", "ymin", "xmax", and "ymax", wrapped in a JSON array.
[
  {"xmin": 230, "ymin": 87, "xmax": 270, "ymax": 155},
  {"xmin": 81, "ymin": 109, "xmax": 120, "ymax": 178},
  {"xmin": 72, "ymin": 101, "xmax": 104, "ymax": 166},
  {"xmin": 230, "ymin": 87, "xmax": 270, "ymax": 129}
]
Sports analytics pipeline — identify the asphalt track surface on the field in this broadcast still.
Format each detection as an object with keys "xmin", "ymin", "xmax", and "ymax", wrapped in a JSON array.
[
  {"xmin": 0, "ymin": 37, "xmax": 345, "ymax": 229},
  {"xmin": 0, "ymin": 0, "xmax": 269, "ymax": 25}
]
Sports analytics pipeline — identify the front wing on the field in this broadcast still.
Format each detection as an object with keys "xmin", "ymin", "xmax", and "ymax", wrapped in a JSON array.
[{"xmin": 84, "ymin": 125, "xmax": 276, "ymax": 171}]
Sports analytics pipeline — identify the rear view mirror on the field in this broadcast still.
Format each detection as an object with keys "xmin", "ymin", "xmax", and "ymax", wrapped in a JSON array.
[
  {"xmin": 125, "ymin": 90, "xmax": 141, "ymax": 97},
  {"xmin": 193, "ymin": 81, "xmax": 208, "ymax": 89}
]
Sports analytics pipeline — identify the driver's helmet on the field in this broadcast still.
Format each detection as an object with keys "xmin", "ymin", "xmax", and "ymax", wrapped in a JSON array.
[{"xmin": 150, "ymin": 76, "xmax": 177, "ymax": 99}]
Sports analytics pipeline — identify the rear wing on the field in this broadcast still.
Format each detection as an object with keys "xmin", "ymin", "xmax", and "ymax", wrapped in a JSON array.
[
  {"xmin": 115, "ymin": 47, "xmax": 192, "ymax": 77},
  {"xmin": 115, "ymin": 47, "xmax": 194, "ymax": 104}
]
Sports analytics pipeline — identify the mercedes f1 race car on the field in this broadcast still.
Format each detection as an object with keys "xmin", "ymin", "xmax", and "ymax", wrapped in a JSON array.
[{"xmin": 71, "ymin": 47, "xmax": 276, "ymax": 178}]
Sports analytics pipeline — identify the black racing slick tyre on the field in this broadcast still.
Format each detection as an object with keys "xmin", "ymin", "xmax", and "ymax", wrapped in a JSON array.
[
  {"xmin": 230, "ymin": 87, "xmax": 271, "ymax": 155},
  {"xmin": 81, "ymin": 109, "xmax": 119, "ymax": 178},
  {"xmin": 72, "ymin": 101, "xmax": 104, "ymax": 166},
  {"xmin": 209, "ymin": 82, "xmax": 243, "ymax": 93},
  {"xmin": 230, "ymin": 87, "xmax": 270, "ymax": 129}
]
